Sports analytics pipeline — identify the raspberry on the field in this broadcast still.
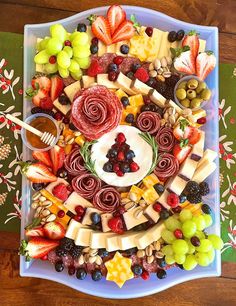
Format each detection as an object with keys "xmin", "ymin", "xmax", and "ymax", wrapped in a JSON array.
[
  {"xmin": 75, "ymin": 205, "xmax": 85, "ymax": 216},
  {"xmin": 116, "ymin": 170, "xmax": 124, "ymax": 177},
  {"xmin": 40, "ymin": 96, "xmax": 53, "ymax": 110},
  {"xmin": 167, "ymin": 193, "xmax": 179, "ymax": 208},
  {"xmin": 153, "ymin": 203, "xmax": 162, "ymax": 212},
  {"xmin": 113, "ymin": 163, "xmax": 120, "ymax": 172},
  {"xmin": 174, "ymin": 229, "xmax": 183, "ymax": 239},
  {"xmin": 141, "ymin": 270, "xmax": 150, "ymax": 280},
  {"xmin": 116, "ymin": 132, "xmax": 126, "ymax": 144},
  {"xmin": 52, "ymin": 183, "xmax": 70, "ymax": 201},
  {"xmin": 87, "ymin": 59, "xmax": 104, "ymax": 77},
  {"xmin": 113, "ymin": 56, "xmax": 124, "ymax": 65},
  {"xmin": 117, "ymin": 151, "xmax": 125, "ymax": 161},
  {"xmin": 108, "ymin": 217, "xmax": 124, "ymax": 234},
  {"xmin": 130, "ymin": 161, "xmax": 140, "ymax": 172},
  {"xmin": 134, "ymin": 67, "xmax": 149, "ymax": 83}
]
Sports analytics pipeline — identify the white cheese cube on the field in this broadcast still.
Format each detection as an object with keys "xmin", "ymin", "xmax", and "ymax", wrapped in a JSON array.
[
  {"xmin": 64, "ymin": 80, "xmax": 81, "ymax": 102},
  {"xmin": 144, "ymin": 204, "xmax": 160, "ymax": 223},
  {"xmin": 118, "ymin": 231, "xmax": 141, "ymax": 250},
  {"xmin": 90, "ymin": 232, "xmax": 114, "ymax": 249},
  {"xmin": 64, "ymin": 192, "xmax": 92, "ymax": 214},
  {"xmin": 149, "ymin": 89, "xmax": 166, "ymax": 108},
  {"xmin": 192, "ymin": 162, "xmax": 217, "ymax": 183},
  {"xmin": 97, "ymin": 74, "xmax": 119, "ymax": 89},
  {"xmin": 131, "ymin": 79, "xmax": 152, "ymax": 95},
  {"xmin": 123, "ymin": 207, "xmax": 148, "ymax": 230},
  {"xmin": 106, "ymin": 234, "xmax": 120, "ymax": 252},
  {"xmin": 81, "ymin": 207, "xmax": 101, "ymax": 226},
  {"xmin": 65, "ymin": 219, "xmax": 83, "ymax": 240},
  {"xmin": 75, "ymin": 228, "xmax": 93, "ymax": 246},
  {"xmin": 115, "ymin": 72, "xmax": 137, "ymax": 95},
  {"xmin": 197, "ymin": 149, "xmax": 217, "ymax": 169},
  {"xmin": 101, "ymin": 213, "xmax": 112, "ymax": 232}
]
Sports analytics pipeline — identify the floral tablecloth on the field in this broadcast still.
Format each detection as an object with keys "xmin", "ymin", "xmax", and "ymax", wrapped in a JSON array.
[{"xmin": 0, "ymin": 32, "xmax": 235, "ymax": 262}]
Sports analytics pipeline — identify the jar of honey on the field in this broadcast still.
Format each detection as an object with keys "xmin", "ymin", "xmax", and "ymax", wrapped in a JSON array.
[{"xmin": 21, "ymin": 113, "xmax": 60, "ymax": 151}]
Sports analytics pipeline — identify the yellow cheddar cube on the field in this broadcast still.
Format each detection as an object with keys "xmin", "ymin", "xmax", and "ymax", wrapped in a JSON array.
[
  {"xmin": 40, "ymin": 189, "xmax": 63, "ymax": 208},
  {"xmin": 142, "ymin": 173, "xmax": 159, "ymax": 189},
  {"xmin": 128, "ymin": 185, "xmax": 144, "ymax": 202},
  {"xmin": 142, "ymin": 187, "xmax": 159, "ymax": 205},
  {"xmin": 121, "ymin": 192, "xmax": 129, "ymax": 199},
  {"xmin": 129, "ymin": 94, "xmax": 144, "ymax": 107},
  {"xmin": 75, "ymin": 135, "xmax": 86, "ymax": 146},
  {"xmin": 125, "ymin": 105, "xmax": 139, "ymax": 116},
  {"xmin": 115, "ymin": 88, "xmax": 128, "ymax": 100}
]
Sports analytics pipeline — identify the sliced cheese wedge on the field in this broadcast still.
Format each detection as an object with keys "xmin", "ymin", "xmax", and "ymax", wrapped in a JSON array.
[
  {"xmin": 131, "ymin": 79, "xmax": 152, "ymax": 95},
  {"xmin": 144, "ymin": 204, "xmax": 160, "ymax": 223},
  {"xmin": 115, "ymin": 72, "xmax": 137, "ymax": 95},
  {"xmin": 135, "ymin": 222, "xmax": 165, "ymax": 249},
  {"xmin": 179, "ymin": 157, "xmax": 199, "ymax": 180},
  {"xmin": 81, "ymin": 207, "xmax": 101, "ymax": 226},
  {"xmin": 197, "ymin": 149, "xmax": 217, "ymax": 169},
  {"xmin": 192, "ymin": 161, "xmax": 217, "ymax": 183},
  {"xmin": 82, "ymin": 75, "xmax": 96, "ymax": 88},
  {"xmin": 75, "ymin": 227, "xmax": 93, "ymax": 246},
  {"xmin": 53, "ymin": 99, "xmax": 71, "ymax": 116},
  {"xmin": 97, "ymin": 74, "xmax": 119, "ymax": 89},
  {"xmin": 156, "ymin": 190, "xmax": 170, "ymax": 210},
  {"xmin": 64, "ymin": 192, "xmax": 92, "ymax": 214},
  {"xmin": 190, "ymin": 130, "xmax": 205, "ymax": 161},
  {"xmin": 106, "ymin": 234, "xmax": 120, "ymax": 252},
  {"xmin": 101, "ymin": 213, "xmax": 112, "ymax": 232},
  {"xmin": 65, "ymin": 219, "xmax": 84, "ymax": 240},
  {"xmin": 149, "ymin": 89, "xmax": 166, "ymax": 108},
  {"xmin": 118, "ymin": 231, "xmax": 141, "ymax": 250},
  {"xmin": 64, "ymin": 80, "xmax": 81, "ymax": 102},
  {"xmin": 158, "ymin": 32, "xmax": 171, "ymax": 59},
  {"xmin": 122, "ymin": 207, "xmax": 148, "ymax": 230},
  {"xmin": 167, "ymin": 175, "xmax": 189, "ymax": 196},
  {"xmin": 90, "ymin": 232, "xmax": 115, "ymax": 249}
]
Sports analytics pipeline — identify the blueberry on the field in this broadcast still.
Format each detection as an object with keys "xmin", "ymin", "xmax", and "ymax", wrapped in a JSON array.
[
  {"xmin": 141, "ymin": 104, "xmax": 151, "ymax": 112},
  {"xmin": 157, "ymin": 258, "xmax": 166, "ymax": 268},
  {"xmin": 179, "ymin": 194, "xmax": 187, "ymax": 203},
  {"xmin": 156, "ymin": 269, "xmax": 167, "ymax": 279},
  {"xmin": 108, "ymin": 63, "xmax": 118, "ymax": 72},
  {"xmin": 125, "ymin": 113, "xmax": 135, "ymax": 123},
  {"xmin": 58, "ymin": 95, "xmax": 70, "ymax": 105},
  {"xmin": 132, "ymin": 264, "xmax": 143, "ymax": 276},
  {"xmin": 154, "ymin": 183, "xmax": 165, "ymax": 195},
  {"xmin": 177, "ymin": 29, "xmax": 185, "ymax": 41},
  {"xmin": 55, "ymin": 261, "xmax": 64, "ymax": 272},
  {"xmin": 126, "ymin": 150, "xmax": 135, "ymax": 160},
  {"xmin": 126, "ymin": 71, "xmax": 135, "ymax": 80},
  {"xmin": 32, "ymin": 183, "xmax": 44, "ymax": 191},
  {"xmin": 201, "ymin": 204, "xmax": 212, "ymax": 215},
  {"xmin": 77, "ymin": 23, "xmax": 87, "ymax": 32},
  {"xmin": 91, "ymin": 212, "xmax": 101, "ymax": 224},
  {"xmin": 91, "ymin": 269, "xmax": 102, "ymax": 281},
  {"xmin": 90, "ymin": 44, "xmax": 98, "ymax": 54},
  {"xmin": 131, "ymin": 63, "xmax": 141, "ymax": 73},
  {"xmin": 107, "ymin": 148, "xmax": 118, "ymax": 159},
  {"xmin": 120, "ymin": 44, "xmax": 129, "ymax": 54},
  {"xmin": 98, "ymin": 248, "xmax": 109, "ymax": 258},
  {"xmin": 168, "ymin": 31, "xmax": 177, "ymax": 42},
  {"xmin": 76, "ymin": 268, "xmax": 87, "ymax": 280},
  {"xmin": 121, "ymin": 96, "xmax": 130, "ymax": 107},
  {"xmin": 103, "ymin": 161, "xmax": 113, "ymax": 172},
  {"xmin": 160, "ymin": 210, "xmax": 169, "ymax": 220},
  {"xmin": 120, "ymin": 162, "xmax": 130, "ymax": 173}
]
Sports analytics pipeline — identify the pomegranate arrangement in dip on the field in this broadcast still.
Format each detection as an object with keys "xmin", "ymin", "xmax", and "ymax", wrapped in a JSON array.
[{"xmin": 19, "ymin": 5, "xmax": 223, "ymax": 289}]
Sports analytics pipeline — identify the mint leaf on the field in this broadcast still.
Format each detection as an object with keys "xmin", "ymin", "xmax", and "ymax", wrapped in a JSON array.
[
  {"xmin": 180, "ymin": 138, "xmax": 189, "ymax": 148},
  {"xmin": 179, "ymin": 119, "xmax": 190, "ymax": 132}
]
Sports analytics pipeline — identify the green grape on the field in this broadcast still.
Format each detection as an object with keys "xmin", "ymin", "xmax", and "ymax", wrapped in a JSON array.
[
  {"xmin": 192, "ymin": 215, "xmax": 206, "ymax": 231},
  {"xmin": 195, "ymin": 230, "xmax": 206, "ymax": 240},
  {"xmin": 161, "ymin": 245, "xmax": 174, "ymax": 256},
  {"xmin": 172, "ymin": 213, "xmax": 179, "ymax": 220},
  {"xmin": 37, "ymin": 37, "xmax": 50, "ymax": 51},
  {"xmin": 34, "ymin": 50, "xmax": 50, "ymax": 64},
  {"xmin": 196, "ymin": 239, "xmax": 213, "ymax": 252},
  {"xmin": 50, "ymin": 24, "xmax": 67, "ymax": 42},
  {"xmin": 71, "ymin": 70, "xmax": 82, "ymax": 81},
  {"xmin": 57, "ymin": 50, "xmax": 71, "ymax": 69},
  {"xmin": 203, "ymin": 214, "xmax": 213, "ymax": 228},
  {"xmin": 186, "ymin": 240, "xmax": 195, "ymax": 254},
  {"xmin": 161, "ymin": 229, "xmax": 176, "ymax": 244},
  {"xmin": 183, "ymin": 254, "xmax": 197, "ymax": 271},
  {"xmin": 165, "ymin": 255, "xmax": 175, "ymax": 265},
  {"xmin": 46, "ymin": 38, "xmax": 63, "ymax": 55},
  {"xmin": 179, "ymin": 209, "xmax": 192, "ymax": 223},
  {"xmin": 207, "ymin": 234, "xmax": 223, "ymax": 250},
  {"xmin": 174, "ymin": 253, "xmax": 186, "ymax": 265},
  {"xmin": 207, "ymin": 248, "xmax": 215, "ymax": 263},
  {"xmin": 69, "ymin": 59, "xmax": 80, "ymax": 73},
  {"xmin": 172, "ymin": 239, "xmax": 189, "ymax": 254},
  {"xmin": 66, "ymin": 32, "xmax": 71, "ymax": 40},
  {"xmin": 72, "ymin": 32, "xmax": 89, "ymax": 46},
  {"xmin": 74, "ymin": 56, "xmax": 91, "ymax": 69},
  {"xmin": 58, "ymin": 66, "xmax": 69, "ymax": 78},
  {"xmin": 195, "ymin": 252, "xmax": 210, "ymax": 266},
  {"xmin": 45, "ymin": 63, "xmax": 58, "ymax": 74},
  {"xmin": 70, "ymin": 31, "xmax": 78, "ymax": 41},
  {"xmin": 63, "ymin": 46, "xmax": 73, "ymax": 58},
  {"xmin": 182, "ymin": 220, "xmax": 197, "ymax": 238},
  {"xmin": 164, "ymin": 216, "xmax": 182, "ymax": 232},
  {"xmin": 73, "ymin": 45, "xmax": 91, "ymax": 58}
]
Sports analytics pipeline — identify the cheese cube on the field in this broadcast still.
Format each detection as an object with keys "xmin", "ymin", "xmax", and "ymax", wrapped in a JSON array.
[
  {"xmin": 81, "ymin": 76, "xmax": 95, "ymax": 88},
  {"xmin": 81, "ymin": 207, "xmax": 101, "ymax": 226},
  {"xmin": 128, "ymin": 185, "xmax": 144, "ymax": 202},
  {"xmin": 75, "ymin": 228, "xmax": 93, "ymax": 246},
  {"xmin": 135, "ymin": 222, "xmax": 165, "ymax": 249},
  {"xmin": 75, "ymin": 135, "xmax": 86, "ymax": 146},
  {"xmin": 118, "ymin": 231, "xmax": 141, "ymax": 250},
  {"xmin": 115, "ymin": 88, "xmax": 128, "ymax": 100},
  {"xmin": 192, "ymin": 162, "xmax": 216, "ymax": 183},
  {"xmin": 142, "ymin": 173, "xmax": 159, "ymax": 188},
  {"xmin": 157, "ymin": 190, "xmax": 170, "ymax": 210},
  {"xmin": 197, "ymin": 149, "xmax": 217, "ymax": 169},
  {"xmin": 101, "ymin": 213, "xmax": 112, "ymax": 232},
  {"xmin": 106, "ymin": 234, "xmax": 120, "ymax": 252},
  {"xmin": 144, "ymin": 204, "xmax": 160, "ymax": 223},
  {"xmin": 123, "ymin": 207, "xmax": 148, "ymax": 230},
  {"xmin": 179, "ymin": 157, "xmax": 198, "ymax": 180},
  {"xmin": 64, "ymin": 80, "xmax": 81, "ymax": 102},
  {"xmin": 53, "ymin": 99, "xmax": 71, "ymax": 116},
  {"xmin": 64, "ymin": 192, "xmax": 93, "ymax": 214},
  {"xmin": 142, "ymin": 187, "xmax": 159, "ymax": 205},
  {"xmin": 115, "ymin": 72, "xmax": 137, "ymax": 95},
  {"xmin": 190, "ymin": 130, "xmax": 205, "ymax": 160},
  {"xmin": 90, "ymin": 232, "xmax": 114, "ymax": 249},
  {"xmin": 121, "ymin": 192, "xmax": 129, "ymax": 199},
  {"xmin": 125, "ymin": 105, "xmax": 139, "ymax": 116},
  {"xmin": 166, "ymin": 175, "xmax": 188, "ymax": 196},
  {"xmin": 65, "ymin": 219, "xmax": 83, "ymax": 240},
  {"xmin": 129, "ymin": 94, "xmax": 144, "ymax": 107},
  {"xmin": 149, "ymin": 89, "xmax": 166, "ymax": 108},
  {"xmin": 97, "ymin": 74, "xmax": 119, "ymax": 89},
  {"xmin": 131, "ymin": 79, "xmax": 152, "ymax": 95}
]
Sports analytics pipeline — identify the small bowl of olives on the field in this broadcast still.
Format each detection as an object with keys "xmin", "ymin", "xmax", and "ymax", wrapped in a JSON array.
[{"xmin": 174, "ymin": 75, "xmax": 212, "ymax": 110}]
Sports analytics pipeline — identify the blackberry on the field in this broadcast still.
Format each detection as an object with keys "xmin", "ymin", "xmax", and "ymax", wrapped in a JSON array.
[
  {"xmin": 199, "ymin": 182, "xmax": 210, "ymax": 196},
  {"xmin": 163, "ymin": 87, "xmax": 174, "ymax": 100},
  {"xmin": 58, "ymin": 95, "xmax": 70, "ymax": 105},
  {"xmin": 187, "ymin": 192, "xmax": 202, "ymax": 204},
  {"xmin": 56, "ymin": 247, "xmax": 67, "ymax": 257},
  {"xmin": 165, "ymin": 75, "xmax": 180, "ymax": 87},
  {"xmin": 185, "ymin": 181, "xmax": 200, "ymax": 194},
  {"xmin": 154, "ymin": 81, "xmax": 166, "ymax": 95},
  {"xmin": 59, "ymin": 237, "xmax": 74, "ymax": 251},
  {"xmin": 70, "ymin": 246, "xmax": 82, "ymax": 259}
]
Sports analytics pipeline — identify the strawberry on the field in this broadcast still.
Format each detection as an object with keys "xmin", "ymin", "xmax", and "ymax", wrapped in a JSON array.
[
  {"xmin": 32, "ymin": 150, "xmax": 52, "ymax": 168},
  {"xmin": 134, "ymin": 67, "xmax": 149, "ymax": 83},
  {"xmin": 173, "ymin": 143, "xmax": 192, "ymax": 164},
  {"xmin": 187, "ymin": 126, "xmax": 201, "ymax": 145},
  {"xmin": 182, "ymin": 30, "xmax": 200, "ymax": 61},
  {"xmin": 31, "ymin": 76, "xmax": 51, "ymax": 93},
  {"xmin": 40, "ymin": 96, "xmax": 53, "ymax": 110},
  {"xmin": 107, "ymin": 5, "xmax": 126, "ymax": 35},
  {"xmin": 25, "ymin": 226, "xmax": 45, "ymax": 237},
  {"xmin": 88, "ymin": 15, "xmax": 112, "ymax": 45},
  {"xmin": 174, "ymin": 50, "xmax": 196, "ymax": 75},
  {"xmin": 18, "ymin": 161, "xmax": 56, "ymax": 183},
  {"xmin": 52, "ymin": 183, "xmax": 70, "ymax": 201},
  {"xmin": 43, "ymin": 221, "xmax": 66, "ymax": 240},
  {"xmin": 19, "ymin": 237, "xmax": 59, "ymax": 261},
  {"xmin": 173, "ymin": 119, "xmax": 191, "ymax": 141},
  {"xmin": 50, "ymin": 75, "xmax": 64, "ymax": 102},
  {"xmin": 26, "ymin": 87, "xmax": 48, "ymax": 107},
  {"xmin": 196, "ymin": 51, "xmax": 216, "ymax": 81},
  {"xmin": 108, "ymin": 217, "xmax": 124, "ymax": 234},
  {"xmin": 111, "ymin": 20, "xmax": 135, "ymax": 44},
  {"xmin": 87, "ymin": 59, "xmax": 104, "ymax": 77},
  {"xmin": 49, "ymin": 145, "xmax": 65, "ymax": 174}
]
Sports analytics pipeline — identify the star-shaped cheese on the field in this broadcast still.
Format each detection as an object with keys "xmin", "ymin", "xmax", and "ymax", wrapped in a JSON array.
[{"xmin": 105, "ymin": 252, "xmax": 134, "ymax": 288}]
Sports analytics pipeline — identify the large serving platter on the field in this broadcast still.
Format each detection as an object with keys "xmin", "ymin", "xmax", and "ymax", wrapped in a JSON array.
[{"xmin": 21, "ymin": 5, "xmax": 220, "ymax": 299}]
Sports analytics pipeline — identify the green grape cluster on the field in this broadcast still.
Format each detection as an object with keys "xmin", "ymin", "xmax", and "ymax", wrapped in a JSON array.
[
  {"xmin": 34, "ymin": 24, "xmax": 91, "ymax": 79},
  {"xmin": 161, "ymin": 209, "xmax": 223, "ymax": 271}
]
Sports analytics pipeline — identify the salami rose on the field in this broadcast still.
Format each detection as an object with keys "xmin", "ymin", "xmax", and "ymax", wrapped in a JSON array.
[
  {"xmin": 154, "ymin": 153, "xmax": 179, "ymax": 181},
  {"xmin": 64, "ymin": 148, "xmax": 86, "ymax": 176},
  {"xmin": 71, "ymin": 86, "xmax": 122, "ymax": 140},
  {"xmin": 155, "ymin": 126, "xmax": 175, "ymax": 152},
  {"xmin": 136, "ymin": 111, "xmax": 161, "ymax": 135},
  {"xmin": 72, "ymin": 173, "xmax": 102, "ymax": 200},
  {"xmin": 93, "ymin": 187, "xmax": 121, "ymax": 213}
]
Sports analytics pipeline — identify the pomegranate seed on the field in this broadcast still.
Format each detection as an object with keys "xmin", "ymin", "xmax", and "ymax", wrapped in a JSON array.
[
  {"xmin": 116, "ymin": 132, "xmax": 126, "ymax": 144},
  {"xmin": 57, "ymin": 210, "xmax": 65, "ymax": 218},
  {"xmin": 40, "ymin": 254, "xmax": 48, "ymax": 261},
  {"xmin": 113, "ymin": 56, "xmax": 124, "ymax": 65},
  {"xmin": 153, "ymin": 203, "xmax": 162, "ymax": 212},
  {"xmin": 172, "ymin": 206, "xmax": 182, "ymax": 213},
  {"xmin": 108, "ymin": 71, "xmax": 118, "ymax": 81},
  {"xmin": 116, "ymin": 170, "xmax": 124, "ymax": 177},
  {"xmin": 197, "ymin": 117, "xmax": 207, "ymax": 124},
  {"xmin": 49, "ymin": 55, "xmax": 57, "ymax": 64},
  {"xmin": 113, "ymin": 163, "xmax": 120, "ymax": 172},
  {"xmin": 54, "ymin": 112, "xmax": 63, "ymax": 121},
  {"xmin": 167, "ymin": 193, "xmax": 179, "ymax": 208},
  {"xmin": 130, "ymin": 161, "xmax": 140, "ymax": 172},
  {"xmin": 174, "ymin": 229, "xmax": 183, "ymax": 239},
  {"xmin": 143, "ymin": 95, "xmax": 152, "ymax": 104},
  {"xmin": 64, "ymin": 40, "xmax": 71, "ymax": 46},
  {"xmin": 68, "ymin": 266, "xmax": 76, "ymax": 275},
  {"xmin": 75, "ymin": 205, "xmax": 85, "ymax": 216},
  {"xmin": 73, "ymin": 215, "xmax": 82, "ymax": 222},
  {"xmin": 145, "ymin": 27, "xmax": 153, "ymax": 37},
  {"xmin": 117, "ymin": 151, "xmax": 125, "ymax": 161},
  {"xmin": 91, "ymin": 37, "xmax": 98, "ymax": 45},
  {"xmin": 141, "ymin": 270, "xmax": 150, "ymax": 280},
  {"xmin": 63, "ymin": 117, "xmax": 69, "ymax": 124}
]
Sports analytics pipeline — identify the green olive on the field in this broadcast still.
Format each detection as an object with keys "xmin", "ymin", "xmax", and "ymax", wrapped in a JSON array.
[
  {"xmin": 187, "ymin": 78, "xmax": 198, "ymax": 89},
  {"xmin": 190, "ymin": 98, "xmax": 202, "ymax": 109},
  {"xmin": 181, "ymin": 98, "xmax": 190, "ymax": 108},
  {"xmin": 186, "ymin": 89, "xmax": 197, "ymax": 100},
  {"xmin": 176, "ymin": 88, "xmax": 187, "ymax": 100},
  {"xmin": 201, "ymin": 88, "xmax": 212, "ymax": 101},
  {"xmin": 196, "ymin": 81, "xmax": 207, "ymax": 94},
  {"xmin": 178, "ymin": 81, "xmax": 187, "ymax": 90}
]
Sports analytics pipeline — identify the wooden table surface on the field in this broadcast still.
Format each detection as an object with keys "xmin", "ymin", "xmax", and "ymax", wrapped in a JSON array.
[{"xmin": 0, "ymin": 1, "xmax": 236, "ymax": 305}]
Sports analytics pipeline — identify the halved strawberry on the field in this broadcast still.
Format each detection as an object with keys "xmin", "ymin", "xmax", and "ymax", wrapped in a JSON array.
[
  {"xmin": 87, "ymin": 59, "xmax": 104, "ymax": 77},
  {"xmin": 182, "ymin": 30, "xmax": 200, "ymax": 61},
  {"xmin": 18, "ymin": 161, "xmax": 57, "ymax": 183},
  {"xmin": 174, "ymin": 50, "xmax": 196, "ymax": 75},
  {"xmin": 88, "ymin": 15, "xmax": 112, "ymax": 45},
  {"xmin": 19, "ymin": 237, "xmax": 59, "ymax": 261},
  {"xmin": 40, "ymin": 96, "xmax": 53, "ymax": 110},
  {"xmin": 173, "ymin": 143, "xmax": 192, "ymax": 164},
  {"xmin": 26, "ymin": 88, "xmax": 48, "ymax": 107},
  {"xmin": 49, "ymin": 145, "xmax": 65, "ymax": 174},
  {"xmin": 188, "ymin": 126, "xmax": 201, "ymax": 145},
  {"xmin": 25, "ymin": 226, "xmax": 45, "ymax": 237},
  {"xmin": 111, "ymin": 20, "xmax": 135, "ymax": 44},
  {"xmin": 43, "ymin": 221, "xmax": 66, "ymax": 240},
  {"xmin": 50, "ymin": 75, "xmax": 64, "ymax": 102},
  {"xmin": 52, "ymin": 183, "xmax": 70, "ymax": 201},
  {"xmin": 196, "ymin": 51, "xmax": 216, "ymax": 81},
  {"xmin": 173, "ymin": 119, "xmax": 191, "ymax": 141},
  {"xmin": 107, "ymin": 5, "xmax": 126, "ymax": 35},
  {"xmin": 31, "ymin": 76, "xmax": 51, "ymax": 93},
  {"xmin": 32, "ymin": 150, "xmax": 52, "ymax": 168}
]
